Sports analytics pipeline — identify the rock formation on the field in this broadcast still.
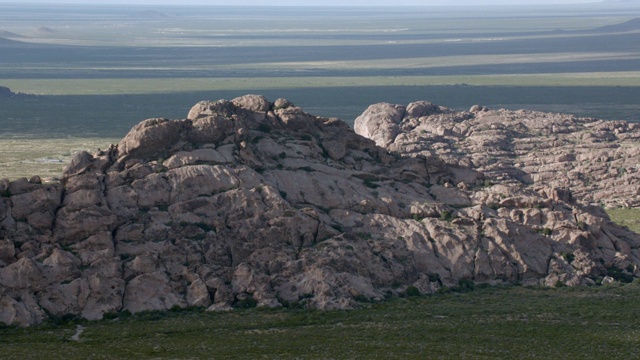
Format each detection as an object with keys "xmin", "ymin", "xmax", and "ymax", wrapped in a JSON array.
[
  {"xmin": 355, "ymin": 102, "xmax": 640, "ymax": 208},
  {"xmin": 0, "ymin": 95, "xmax": 638, "ymax": 326}
]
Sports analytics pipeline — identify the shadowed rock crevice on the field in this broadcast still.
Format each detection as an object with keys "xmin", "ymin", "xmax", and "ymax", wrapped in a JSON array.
[{"xmin": 0, "ymin": 94, "xmax": 638, "ymax": 326}]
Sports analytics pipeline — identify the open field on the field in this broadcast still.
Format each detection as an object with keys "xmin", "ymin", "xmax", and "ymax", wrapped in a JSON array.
[
  {"xmin": 5, "ymin": 73, "xmax": 640, "ymax": 96},
  {"xmin": 2, "ymin": 85, "xmax": 639, "ymax": 140},
  {"xmin": 1, "ymin": 283, "xmax": 640, "ymax": 359},
  {"xmin": 1, "ymin": 3, "xmax": 639, "ymax": 142},
  {"xmin": 1, "ymin": 3, "xmax": 639, "ymax": 140},
  {"xmin": 607, "ymin": 208, "xmax": 640, "ymax": 234},
  {"xmin": 0, "ymin": 138, "xmax": 119, "ymax": 180}
]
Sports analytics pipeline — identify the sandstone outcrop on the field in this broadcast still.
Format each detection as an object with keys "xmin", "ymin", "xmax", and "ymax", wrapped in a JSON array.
[{"xmin": 0, "ymin": 95, "xmax": 638, "ymax": 326}]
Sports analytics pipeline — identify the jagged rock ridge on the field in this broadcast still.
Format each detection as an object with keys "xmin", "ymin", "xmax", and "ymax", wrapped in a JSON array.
[{"xmin": 0, "ymin": 95, "xmax": 638, "ymax": 326}]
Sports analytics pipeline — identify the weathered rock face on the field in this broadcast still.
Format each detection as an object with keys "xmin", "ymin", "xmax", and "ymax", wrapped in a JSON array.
[
  {"xmin": 1, "ymin": 94, "xmax": 639, "ymax": 326},
  {"xmin": 355, "ymin": 102, "xmax": 640, "ymax": 208}
]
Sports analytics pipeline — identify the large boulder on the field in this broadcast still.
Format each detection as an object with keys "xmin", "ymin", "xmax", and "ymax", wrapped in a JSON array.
[
  {"xmin": 354, "ymin": 103, "xmax": 405, "ymax": 147},
  {"xmin": 117, "ymin": 118, "xmax": 190, "ymax": 162}
]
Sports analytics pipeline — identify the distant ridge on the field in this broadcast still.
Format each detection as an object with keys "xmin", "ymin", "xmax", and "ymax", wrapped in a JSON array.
[
  {"xmin": 132, "ymin": 10, "xmax": 168, "ymax": 18},
  {"xmin": 0, "ymin": 86, "xmax": 14, "ymax": 98},
  {"xmin": 35, "ymin": 26, "xmax": 55, "ymax": 34},
  {"xmin": 590, "ymin": 18, "xmax": 640, "ymax": 33},
  {"xmin": 0, "ymin": 30, "xmax": 25, "ymax": 38}
]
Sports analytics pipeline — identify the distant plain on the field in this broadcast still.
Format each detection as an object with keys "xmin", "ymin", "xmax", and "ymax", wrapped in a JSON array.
[{"xmin": 1, "ymin": 3, "xmax": 640, "ymax": 177}]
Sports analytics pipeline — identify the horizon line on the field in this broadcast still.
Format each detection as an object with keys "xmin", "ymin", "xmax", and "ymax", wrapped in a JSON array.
[{"xmin": 0, "ymin": 1, "xmax": 609, "ymax": 7}]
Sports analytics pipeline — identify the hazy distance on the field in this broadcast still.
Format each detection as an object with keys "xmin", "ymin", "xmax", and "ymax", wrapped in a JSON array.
[{"xmin": 0, "ymin": 0, "xmax": 606, "ymax": 5}]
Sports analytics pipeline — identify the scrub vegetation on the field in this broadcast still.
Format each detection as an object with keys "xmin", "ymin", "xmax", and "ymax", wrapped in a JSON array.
[{"xmin": 1, "ymin": 283, "xmax": 640, "ymax": 359}]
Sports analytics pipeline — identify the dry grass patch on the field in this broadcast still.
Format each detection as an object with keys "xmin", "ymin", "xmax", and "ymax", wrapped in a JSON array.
[{"xmin": 0, "ymin": 138, "xmax": 119, "ymax": 180}]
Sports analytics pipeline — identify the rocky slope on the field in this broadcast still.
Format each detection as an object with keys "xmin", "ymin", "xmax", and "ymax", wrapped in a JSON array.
[
  {"xmin": 355, "ymin": 102, "xmax": 640, "ymax": 208},
  {"xmin": 1, "ymin": 95, "xmax": 639, "ymax": 326}
]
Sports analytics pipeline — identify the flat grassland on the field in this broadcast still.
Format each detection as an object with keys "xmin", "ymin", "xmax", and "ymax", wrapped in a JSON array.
[
  {"xmin": 0, "ymin": 138, "xmax": 119, "ymax": 180},
  {"xmin": 1, "ymin": 283, "xmax": 639, "ymax": 359},
  {"xmin": 2, "ymin": 3, "xmax": 640, "ymax": 140},
  {"xmin": 2, "ymin": 4, "xmax": 640, "ymax": 147}
]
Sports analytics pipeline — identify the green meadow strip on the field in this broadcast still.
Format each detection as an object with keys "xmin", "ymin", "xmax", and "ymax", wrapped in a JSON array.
[
  {"xmin": 1, "ymin": 284, "xmax": 640, "ymax": 359},
  {"xmin": 4, "ymin": 72, "xmax": 640, "ymax": 96}
]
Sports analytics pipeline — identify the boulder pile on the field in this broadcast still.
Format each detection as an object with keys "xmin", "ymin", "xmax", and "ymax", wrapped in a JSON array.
[
  {"xmin": 1, "ymin": 95, "xmax": 638, "ymax": 326},
  {"xmin": 356, "ymin": 102, "xmax": 640, "ymax": 208}
]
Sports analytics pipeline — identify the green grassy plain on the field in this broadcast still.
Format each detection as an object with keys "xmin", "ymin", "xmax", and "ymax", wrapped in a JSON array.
[
  {"xmin": 4, "ymin": 73, "xmax": 640, "ymax": 96},
  {"xmin": 607, "ymin": 208, "xmax": 640, "ymax": 234},
  {"xmin": 1, "ymin": 283, "xmax": 639, "ymax": 359}
]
